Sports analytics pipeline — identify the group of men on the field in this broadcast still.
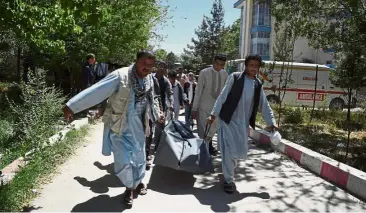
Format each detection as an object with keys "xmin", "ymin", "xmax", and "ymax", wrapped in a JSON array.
[{"xmin": 63, "ymin": 50, "xmax": 277, "ymax": 208}]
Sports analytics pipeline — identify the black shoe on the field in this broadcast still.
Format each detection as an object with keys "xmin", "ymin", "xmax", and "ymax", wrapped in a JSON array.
[
  {"xmin": 123, "ymin": 189, "xmax": 133, "ymax": 208},
  {"xmin": 209, "ymin": 147, "xmax": 219, "ymax": 156},
  {"xmin": 223, "ymin": 182, "xmax": 236, "ymax": 194},
  {"xmin": 135, "ymin": 183, "xmax": 148, "ymax": 195},
  {"xmin": 146, "ymin": 161, "xmax": 151, "ymax": 170}
]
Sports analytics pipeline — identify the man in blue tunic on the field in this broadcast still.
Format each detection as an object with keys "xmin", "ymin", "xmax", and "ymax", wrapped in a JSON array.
[
  {"xmin": 207, "ymin": 54, "xmax": 277, "ymax": 194},
  {"xmin": 63, "ymin": 50, "xmax": 164, "ymax": 207}
]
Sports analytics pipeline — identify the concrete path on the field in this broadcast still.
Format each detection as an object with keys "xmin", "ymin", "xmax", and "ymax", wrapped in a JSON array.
[{"xmin": 30, "ymin": 116, "xmax": 366, "ymax": 212}]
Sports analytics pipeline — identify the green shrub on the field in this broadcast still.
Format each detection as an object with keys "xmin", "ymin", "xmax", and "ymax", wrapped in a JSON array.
[
  {"xmin": 0, "ymin": 83, "xmax": 22, "ymax": 116},
  {"xmin": 0, "ymin": 120, "xmax": 14, "ymax": 148},
  {"xmin": 284, "ymin": 107, "xmax": 307, "ymax": 124},
  {"xmin": 7, "ymin": 69, "xmax": 65, "ymax": 153}
]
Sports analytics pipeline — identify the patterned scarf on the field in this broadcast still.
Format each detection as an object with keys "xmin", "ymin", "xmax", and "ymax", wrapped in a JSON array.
[{"xmin": 128, "ymin": 65, "xmax": 153, "ymax": 102}]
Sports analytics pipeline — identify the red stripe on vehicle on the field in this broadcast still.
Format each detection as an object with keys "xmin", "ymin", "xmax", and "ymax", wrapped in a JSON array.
[{"xmin": 263, "ymin": 87, "xmax": 345, "ymax": 95}]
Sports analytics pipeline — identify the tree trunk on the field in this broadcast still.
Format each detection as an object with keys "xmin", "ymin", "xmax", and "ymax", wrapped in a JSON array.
[
  {"xmin": 344, "ymin": 88, "xmax": 352, "ymax": 164},
  {"xmin": 17, "ymin": 47, "xmax": 21, "ymax": 82},
  {"xmin": 277, "ymin": 62, "xmax": 286, "ymax": 127},
  {"xmin": 310, "ymin": 65, "xmax": 319, "ymax": 123}
]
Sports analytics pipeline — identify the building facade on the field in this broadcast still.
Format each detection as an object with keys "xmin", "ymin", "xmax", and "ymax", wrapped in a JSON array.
[{"xmin": 234, "ymin": 0, "xmax": 334, "ymax": 65}]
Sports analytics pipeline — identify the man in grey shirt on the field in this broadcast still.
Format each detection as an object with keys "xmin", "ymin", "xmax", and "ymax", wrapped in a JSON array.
[{"xmin": 152, "ymin": 61, "xmax": 174, "ymax": 151}]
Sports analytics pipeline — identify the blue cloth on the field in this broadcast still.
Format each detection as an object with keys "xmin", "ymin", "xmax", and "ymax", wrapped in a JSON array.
[
  {"xmin": 66, "ymin": 72, "xmax": 120, "ymax": 156},
  {"xmin": 138, "ymin": 78, "xmax": 144, "ymax": 89},
  {"xmin": 212, "ymin": 74, "xmax": 276, "ymax": 183},
  {"xmin": 67, "ymin": 72, "xmax": 120, "ymax": 114},
  {"xmin": 185, "ymin": 105, "xmax": 192, "ymax": 126},
  {"xmin": 66, "ymin": 71, "xmax": 149, "ymax": 189},
  {"xmin": 111, "ymin": 89, "xmax": 147, "ymax": 189}
]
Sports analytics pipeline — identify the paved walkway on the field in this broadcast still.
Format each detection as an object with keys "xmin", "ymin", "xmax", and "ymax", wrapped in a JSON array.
[{"xmin": 30, "ymin": 116, "xmax": 366, "ymax": 212}]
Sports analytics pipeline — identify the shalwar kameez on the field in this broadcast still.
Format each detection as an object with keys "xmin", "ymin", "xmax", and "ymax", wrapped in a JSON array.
[
  {"xmin": 192, "ymin": 67, "xmax": 228, "ymax": 152},
  {"xmin": 66, "ymin": 65, "xmax": 160, "ymax": 205},
  {"xmin": 211, "ymin": 73, "xmax": 276, "ymax": 192}
]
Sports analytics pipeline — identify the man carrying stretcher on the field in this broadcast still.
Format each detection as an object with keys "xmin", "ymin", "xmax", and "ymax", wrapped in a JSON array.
[
  {"xmin": 207, "ymin": 54, "xmax": 278, "ymax": 194},
  {"xmin": 63, "ymin": 50, "xmax": 164, "ymax": 208}
]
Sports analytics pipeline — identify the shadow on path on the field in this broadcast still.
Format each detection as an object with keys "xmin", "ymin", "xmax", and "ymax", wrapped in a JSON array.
[
  {"xmin": 148, "ymin": 165, "xmax": 270, "ymax": 212},
  {"xmin": 73, "ymin": 162, "xmax": 121, "ymax": 194},
  {"xmin": 70, "ymin": 149, "xmax": 366, "ymax": 212},
  {"xmin": 71, "ymin": 161, "xmax": 128, "ymax": 212},
  {"xmin": 22, "ymin": 206, "xmax": 42, "ymax": 212},
  {"xmin": 71, "ymin": 194, "xmax": 127, "ymax": 212}
]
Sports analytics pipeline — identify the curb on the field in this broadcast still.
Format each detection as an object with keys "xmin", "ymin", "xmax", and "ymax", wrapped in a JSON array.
[
  {"xmin": 249, "ymin": 128, "xmax": 366, "ymax": 201},
  {"xmin": 0, "ymin": 117, "xmax": 90, "ymax": 184}
]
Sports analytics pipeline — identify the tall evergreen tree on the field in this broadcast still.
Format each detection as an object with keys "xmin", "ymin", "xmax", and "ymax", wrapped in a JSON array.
[
  {"xmin": 165, "ymin": 51, "xmax": 178, "ymax": 69},
  {"xmin": 206, "ymin": 0, "xmax": 225, "ymax": 61},
  {"xmin": 184, "ymin": 0, "xmax": 225, "ymax": 65},
  {"xmin": 184, "ymin": 17, "xmax": 211, "ymax": 64}
]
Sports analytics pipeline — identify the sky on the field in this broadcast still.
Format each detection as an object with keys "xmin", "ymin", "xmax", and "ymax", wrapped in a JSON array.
[{"xmin": 154, "ymin": 0, "xmax": 240, "ymax": 55}]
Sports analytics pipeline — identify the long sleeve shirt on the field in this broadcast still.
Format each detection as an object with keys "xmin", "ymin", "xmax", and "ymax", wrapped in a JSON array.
[
  {"xmin": 192, "ymin": 67, "xmax": 228, "ymax": 112},
  {"xmin": 67, "ymin": 72, "xmax": 120, "ymax": 113},
  {"xmin": 211, "ymin": 74, "xmax": 276, "ymax": 127},
  {"xmin": 156, "ymin": 75, "xmax": 173, "ymax": 112}
]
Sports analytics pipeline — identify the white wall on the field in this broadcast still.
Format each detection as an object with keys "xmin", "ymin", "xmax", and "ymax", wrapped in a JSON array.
[
  {"xmin": 292, "ymin": 38, "xmax": 334, "ymax": 64},
  {"xmin": 237, "ymin": 1, "xmax": 334, "ymax": 65}
]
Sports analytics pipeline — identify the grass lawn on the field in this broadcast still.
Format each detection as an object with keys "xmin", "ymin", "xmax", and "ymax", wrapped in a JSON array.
[
  {"xmin": 0, "ymin": 126, "xmax": 89, "ymax": 212},
  {"xmin": 257, "ymin": 106, "xmax": 366, "ymax": 172}
]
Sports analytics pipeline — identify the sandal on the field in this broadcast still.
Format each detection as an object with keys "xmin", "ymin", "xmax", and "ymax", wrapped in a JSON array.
[
  {"xmin": 223, "ymin": 182, "xmax": 236, "ymax": 194},
  {"xmin": 123, "ymin": 189, "xmax": 133, "ymax": 208},
  {"xmin": 136, "ymin": 183, "xmax": 148, "ymax": 195},
  {"xmin": 146, "ymin": 163, "xmax": 151, "ymax": 170}
]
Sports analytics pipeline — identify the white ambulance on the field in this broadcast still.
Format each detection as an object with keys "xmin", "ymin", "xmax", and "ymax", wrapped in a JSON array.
[{"xmin": 225, "ymin": 59, "xmax": 353, "ymax": 110}]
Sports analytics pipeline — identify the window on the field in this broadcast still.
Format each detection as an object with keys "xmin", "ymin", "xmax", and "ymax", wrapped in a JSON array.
[
  {"xmin": 252, "ymin": 0, "xmax": 271, "ymax": 26},
  {"xmin": 251, "ymin": 32, "xmax": 270, "ymax": 39},
  {"xmin": 251, "ymin": 32, "xmax": 270, "ymax": 56}
]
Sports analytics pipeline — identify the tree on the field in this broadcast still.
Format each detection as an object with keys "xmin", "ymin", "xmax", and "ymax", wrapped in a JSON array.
[
  {"xmin": 62, "ymin": 0, "xmax": 169, "ymax": 67},
  {"xmin": 262, "ymin": 24, "xmax": 296, "ymax": 127},
  {"xmin": 0, "ymin": 0, "xmax": 85, "ymax": 80},
  {"xmin": 330, "ymin": 43, "xmax": 366, "ymax": 162},
  {"xmin": 180, "ymin": 51, "xmax": 203, "ymax": 73},
  {"xmin": 165, "ymin": 52, "xmax": 178, "ymax": 69},
  {"xmin": 220, "ymin": 19, "xmax": 240, "ymax": 60},
  {"xmin": 155, "ymin": 49, "xmax": 168, "ymax": 61},
  {"xmin": 185, "ymin": 17, "xmax": 211, "ymax": 64},
  {"xmin": 206, "ymin": 0, "xmax": 225, "ymax": 61},
  {"xmin": 272, "ymin": 26, "xmax": 296, "ymax": 62},
  {"xmin": 0, "ymin": 0, "xmax": 169, "ymax": 92},
  {"xmin": 185, "ymin": 0, "xmax": 225, "ymax": 65},
  {"xmin": 271, "ymin": 0, "xmax": 366, "ymax": 163}
]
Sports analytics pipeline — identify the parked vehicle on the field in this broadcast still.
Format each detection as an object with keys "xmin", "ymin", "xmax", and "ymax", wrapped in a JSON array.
[{"xmin": 225, "ymin": 59, "xmax": 356, "ymax": 110}]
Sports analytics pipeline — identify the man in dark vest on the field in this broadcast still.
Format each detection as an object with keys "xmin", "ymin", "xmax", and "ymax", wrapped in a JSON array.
[{"xmin": 206, "ymin": 54, "xmax": 278, "ymax": 194}]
